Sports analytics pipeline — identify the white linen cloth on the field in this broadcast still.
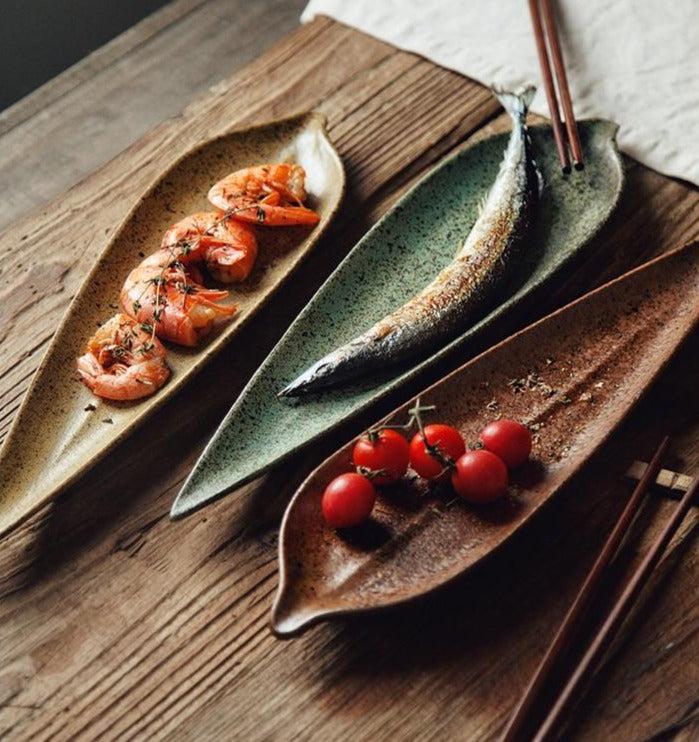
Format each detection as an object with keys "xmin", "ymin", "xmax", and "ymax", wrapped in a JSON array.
[{"xmin": 302, "ymin": 0, "xmax": 699, "ymax": 186}]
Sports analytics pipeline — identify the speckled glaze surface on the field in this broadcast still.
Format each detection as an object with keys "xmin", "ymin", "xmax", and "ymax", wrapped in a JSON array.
[
  {"xmin": 272, "ymin": 242, "xmax": 699, "ymax": 637},
  {"xmin": 173, "ymin": 120, "xmax": 623, "ymax": 518},
  {"xmin": 0, "ymin": 112, "xmax": 344, "ymax": 538}
]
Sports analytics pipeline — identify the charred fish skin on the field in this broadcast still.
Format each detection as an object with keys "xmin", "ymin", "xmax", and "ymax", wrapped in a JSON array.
[{"xmin": 280, "ymin": 88, "xmax": 541, "ymax": 398}]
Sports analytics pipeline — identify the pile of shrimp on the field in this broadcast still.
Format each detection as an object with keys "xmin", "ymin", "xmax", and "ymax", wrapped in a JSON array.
[{"xmin": 78, "ymin": 163, "xmax": 319, "ymax": 402}]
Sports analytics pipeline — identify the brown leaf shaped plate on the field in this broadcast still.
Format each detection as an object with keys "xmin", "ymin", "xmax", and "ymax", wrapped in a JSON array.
[
  {"xmin": 0, "ymin": 112, "xmax": 344, "ymax": 539},
  {"xmin": 272, "ymin": 241, "xmax": 699, "ymax": 637}
]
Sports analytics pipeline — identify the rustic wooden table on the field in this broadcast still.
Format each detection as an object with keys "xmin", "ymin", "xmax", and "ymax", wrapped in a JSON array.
[{"xmin": 1, "ymin": 5, "xmax": 698, "ymax": 740}]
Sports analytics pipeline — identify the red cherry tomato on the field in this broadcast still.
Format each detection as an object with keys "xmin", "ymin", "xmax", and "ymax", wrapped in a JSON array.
[
  {"xmin": 480, "ymin": 419, "xmax": 532, "ymax": 468},
  {"xmin": 409, "ymin": 424, "xmax": 466, "ymax": 479},
  {"xmin": 352, "ymin": 429, "xmax": 410, "ymax": 484},
  {"xmin": 321, "ymin": 473, "xmax": 376, "ymax": 528},
  {"xmin": 451, "ymin": 450, "xmax": 509, "ymax": 503}
]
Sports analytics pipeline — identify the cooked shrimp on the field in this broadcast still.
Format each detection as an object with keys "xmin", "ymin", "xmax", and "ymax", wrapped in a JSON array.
[
  {"xmin": 161, "ymin": 211, "xmax": 258, "ymax": 283},
  {"xmin": 203, "ymin": 220, "xmax": 258, "ymax": 282},
  {"xmin": 77, "ymin": 314, "xmax": 170, "ymax": 401},
  {"xmin": 120, "ymin": 248, "xmax": 236, "ymax": 347},
  {"xmin": 208, "ymin": 163, "xmax": 320, "ymax": 227}
]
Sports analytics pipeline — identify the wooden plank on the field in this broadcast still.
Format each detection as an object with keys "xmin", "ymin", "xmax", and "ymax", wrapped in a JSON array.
[
  {"xmin": 0, "ymin": 0, "xmax": 307, "ymax": 230},
  {"xmin": 0, "ymin": 0, "xmax": 207, "ymax": 137},
  {"xmin": 0, "ymin": 357, "xmax": 697, "ymax": 741},
  {"xmin": 0, "ymin": 16, "xmax": 698, "ymax": 742},
  {"xmin": 0, "ymin": 26, "xmax": 498, "ymax": 447}
]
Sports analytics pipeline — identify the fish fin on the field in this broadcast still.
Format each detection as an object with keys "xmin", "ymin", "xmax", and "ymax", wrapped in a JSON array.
[
  {"xmin": 494, "ymin": 86, "xmax": 536, "ymax": 121},
  {"xmin": 534, "ymin": 163, "xmax": 545, "ymax": 196}
]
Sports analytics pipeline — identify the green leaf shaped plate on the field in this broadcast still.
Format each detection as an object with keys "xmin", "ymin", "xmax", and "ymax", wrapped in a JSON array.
[{"xmin": 172, "ymin": 119, "xmax": 623, "ymax": 519}]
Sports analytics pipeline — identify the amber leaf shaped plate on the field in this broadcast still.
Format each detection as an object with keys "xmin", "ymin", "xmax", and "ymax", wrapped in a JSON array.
[{"xmin": 272, "ymin": 242, "xmax": 699, "ymax": 637}]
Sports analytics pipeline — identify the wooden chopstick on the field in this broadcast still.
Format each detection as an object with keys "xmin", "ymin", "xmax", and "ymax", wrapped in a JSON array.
[
  {"xmin": 527, "ymin": 0, "xmax": 570, "ymax": 172},
  {"xmin": 534, "ymin": 470, "xmax": 698, "ymax": 741},
  {"xmin": 499, "ymin": 436, "xmax": 670, "ymax": 742},
  {"xmin": 527, "ymin": 0, "xmax": 584, "ymax": 172},
  {"xmin": 538, "ymin": 0, "xmax": 584, "ymax": 169}
]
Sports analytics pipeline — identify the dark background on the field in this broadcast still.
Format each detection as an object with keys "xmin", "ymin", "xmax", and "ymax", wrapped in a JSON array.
[{"xmin": 1, "ymin": 0, "xmax": 172, "ymax": 110}]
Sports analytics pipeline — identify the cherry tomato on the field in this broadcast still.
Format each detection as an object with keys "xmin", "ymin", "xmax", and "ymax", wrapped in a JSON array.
[
  {"xmin": 409, "ymin": 424, "xmax": 466, "ymax": 479},
  {"xmin": 451, "ymin": 450, "xmax": 509, "ymax": 503},
  {"xmin": 352, "ymin": 429, "xmax": 410, "ymax": 484},
  {"xmin": 321, "ymin": 473, "xmax": 376, "ymax": 528},
  {"xmin": 480, "ymin": 419, "xmax": 532, "ymax": 468}
]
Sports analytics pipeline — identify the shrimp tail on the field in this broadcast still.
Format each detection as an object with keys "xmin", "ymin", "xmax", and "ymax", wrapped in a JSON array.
[{"xmin": 195, "ymin": 295, "xmax": 238, "ymax": 315}]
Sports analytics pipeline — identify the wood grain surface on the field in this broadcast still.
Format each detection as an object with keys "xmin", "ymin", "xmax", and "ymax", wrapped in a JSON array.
[{"xmin": 1, "ymin": 10, "xmax": 698, "ymax": 742}]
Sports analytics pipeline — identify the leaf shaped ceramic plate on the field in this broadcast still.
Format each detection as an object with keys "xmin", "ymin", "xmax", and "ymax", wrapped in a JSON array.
[
  {"xmin": 0, "ymin": 112, "xmax": 344, "ymax": 538},
  {"xmin": 172, "ymin": 119, "xmax": 623, "ymax": 518},
  {"xmin": 271, "ymin": 242, "xmax": 699, "ymax": 636}
]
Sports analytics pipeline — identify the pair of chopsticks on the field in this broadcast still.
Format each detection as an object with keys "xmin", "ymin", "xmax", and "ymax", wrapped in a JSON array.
[
  {"xmin": 528, "ymin": 0, "xmax": 583, "ymax": 172},
  {"xmin": 501, "ymin": 437, "xmax": 698, "ymax": 741}
]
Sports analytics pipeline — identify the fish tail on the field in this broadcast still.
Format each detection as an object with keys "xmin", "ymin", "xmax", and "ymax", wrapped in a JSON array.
[
  {"xmin": 494, "ymin": 86, "xmax": 536, "ymax": 122},
  {"xmin": 496, "ymin": 86, "xmax": 543, "ymax": 195}
]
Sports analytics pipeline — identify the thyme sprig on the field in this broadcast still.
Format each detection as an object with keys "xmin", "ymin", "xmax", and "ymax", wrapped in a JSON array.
[
  {"xmin": 409, "ymin": 398, "xmax": 456, "ymax": 471},
  {"xmin": 129, "ymin": 204, "xmax": 256, "ymax": 342},
  {"xmin": 365, "ymin": 397, "xmax": 436, "ymax": 442},
  {"xmin": 359, "ymin": 397, "xmax": 455, "ymax": 480}
]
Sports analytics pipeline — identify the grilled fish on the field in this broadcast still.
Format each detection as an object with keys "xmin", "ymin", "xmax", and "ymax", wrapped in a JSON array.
[{"xmin": 280, "ymin": 88, "xmax": 541, "ymax": 397}]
